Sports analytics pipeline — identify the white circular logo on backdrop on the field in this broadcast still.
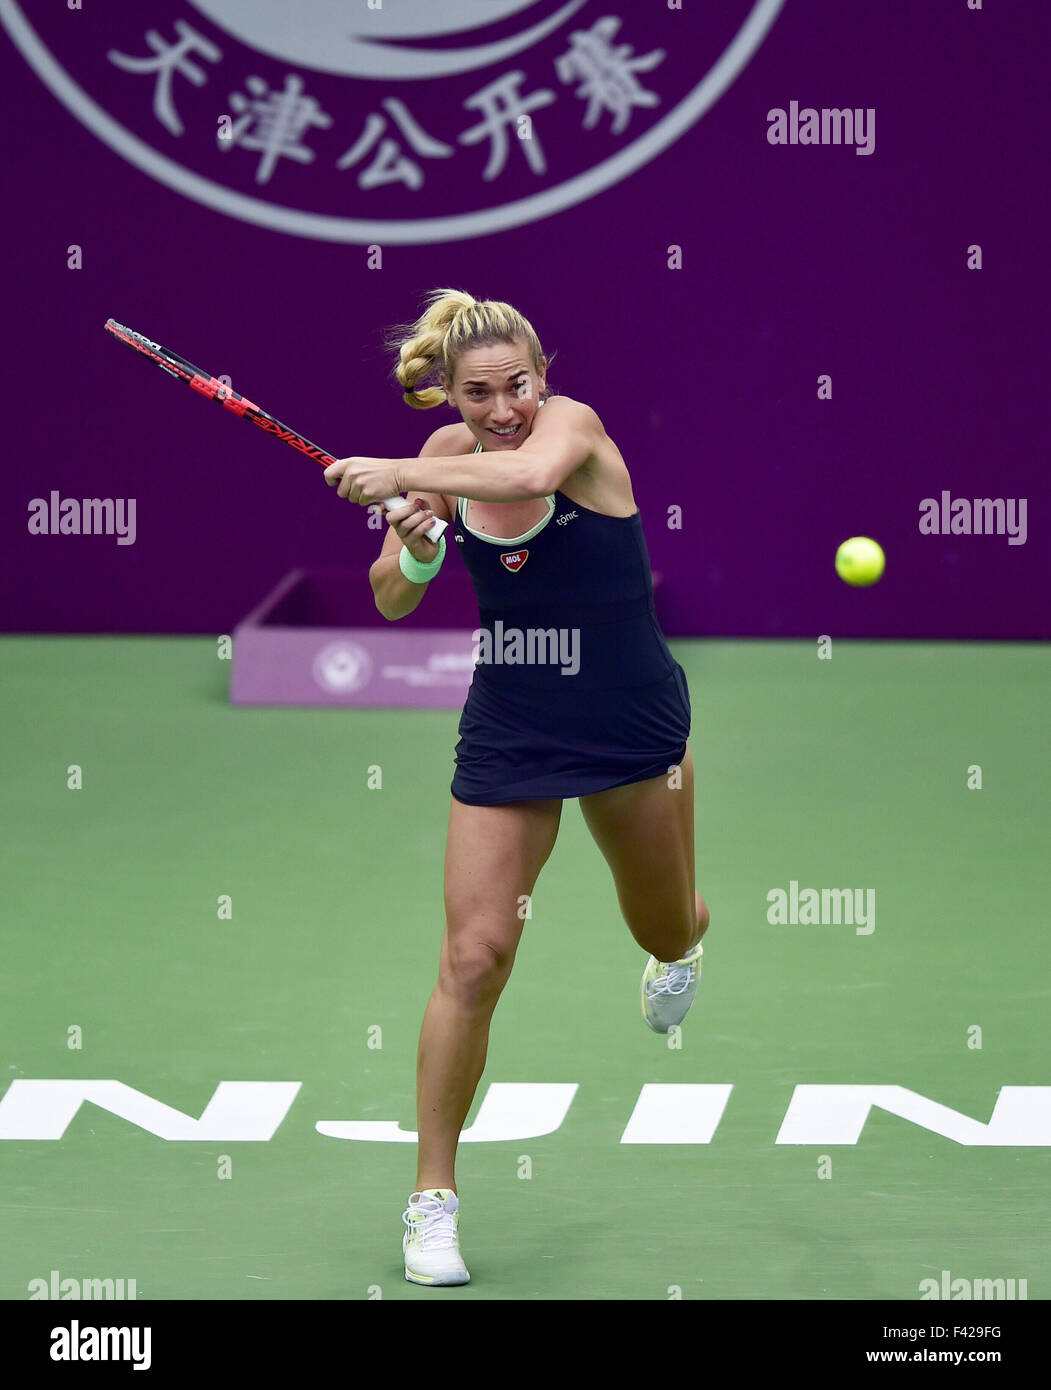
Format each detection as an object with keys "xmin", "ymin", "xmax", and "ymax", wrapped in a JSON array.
[
  {"xmin": 0, "ymin": 0, "xmax": 785, "ymax": 243},
  {"xmin": 312, "ymin": 640, "xmax": 372, "ymax": 693},
  {"xmin": 184, "ymin": 1, "xmax": 597, "ymax": 80}
]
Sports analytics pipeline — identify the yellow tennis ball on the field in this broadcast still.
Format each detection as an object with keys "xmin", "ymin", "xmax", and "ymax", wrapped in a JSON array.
[{"xmin": 835, "ymin": 536, "xmax": 885, "ymax": 586}]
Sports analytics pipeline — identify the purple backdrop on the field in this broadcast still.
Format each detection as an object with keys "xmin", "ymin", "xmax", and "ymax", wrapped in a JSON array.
[{"xmin": 2, "ymin": 0, "xmax": 1047, "ymax": 638}]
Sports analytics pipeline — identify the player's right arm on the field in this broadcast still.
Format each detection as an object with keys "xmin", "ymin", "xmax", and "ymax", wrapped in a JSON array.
[{"xmin": 369, "ymin": 423, "xmax": 459, "ymax": 621}]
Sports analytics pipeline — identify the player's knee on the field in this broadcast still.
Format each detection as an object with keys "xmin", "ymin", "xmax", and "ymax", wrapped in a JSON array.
[
  {"xmin": 441, "ymin": 928, "xmax": 515, "ymax": 1007},
  {"xmin": 631, "ymin": 892, "xmax": 705, "ymax": 962},
  {"xmin": 646, "ymin": 933, "xmax": 692, "ymax": 964}
]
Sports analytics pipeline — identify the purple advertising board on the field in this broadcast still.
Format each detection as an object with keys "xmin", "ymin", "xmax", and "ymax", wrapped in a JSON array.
[{"xmin": 2, "ymin": 0, "xmax": 1046, "ymax": 639}]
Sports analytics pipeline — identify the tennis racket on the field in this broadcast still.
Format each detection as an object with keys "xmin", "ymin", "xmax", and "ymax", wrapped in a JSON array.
[{"xmin": 104, "ymin": 319, "xmax": 447, "ymax": 541}]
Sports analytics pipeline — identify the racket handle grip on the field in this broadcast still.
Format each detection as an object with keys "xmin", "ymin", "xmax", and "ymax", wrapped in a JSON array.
[{"xmin": 381, "ymin": 496, "xmax": 448, "ymax": 542}]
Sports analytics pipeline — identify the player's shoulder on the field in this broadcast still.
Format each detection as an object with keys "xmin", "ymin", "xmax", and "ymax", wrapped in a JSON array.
[
  {"xmin": 536, "ymin": 393, "xmax": 605, "ymax": 437},
  {"xmin": 419, "ymin": 420, "xmax": 475, "ymax": 456},
  {"xmin": 414, "ymin": 420, "xmax": 474, "ymax": 525}
]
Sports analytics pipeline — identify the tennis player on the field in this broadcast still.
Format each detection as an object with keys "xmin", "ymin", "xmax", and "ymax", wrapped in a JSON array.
[{"xmin": 325, "ymin": 288, "xmax": 710, "ymax": 1287}]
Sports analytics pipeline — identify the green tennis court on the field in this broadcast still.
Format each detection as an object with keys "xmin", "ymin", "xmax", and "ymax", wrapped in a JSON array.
[{"xmin": 1, "ymin": 637, "xmax": 1047, "ymax": 1301}]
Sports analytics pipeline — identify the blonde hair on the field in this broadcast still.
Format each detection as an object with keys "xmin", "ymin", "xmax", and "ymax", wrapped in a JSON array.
[{"xmin": 387, "ymin": 287, "xmax": 551, "ymax": 410}]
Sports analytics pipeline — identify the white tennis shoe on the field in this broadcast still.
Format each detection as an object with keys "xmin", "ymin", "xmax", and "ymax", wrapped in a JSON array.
[
  {"xmin": 641, "ymin": 941, "xmax": 704, "ymax": 1033},
  {"xmin": 402, "ymin": 1189, "xmax": 471, "ymax": 1286}
]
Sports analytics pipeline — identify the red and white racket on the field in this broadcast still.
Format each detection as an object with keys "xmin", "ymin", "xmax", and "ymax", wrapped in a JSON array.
[{"xmin": 104, "ymin": 320, "xmax": 447, "ymax": 541}]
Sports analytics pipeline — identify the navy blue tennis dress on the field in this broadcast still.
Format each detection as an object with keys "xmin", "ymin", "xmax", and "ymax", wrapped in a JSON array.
[{"xmin": 449, "ymin": 429, "xmax": 691, "ymax": 806}]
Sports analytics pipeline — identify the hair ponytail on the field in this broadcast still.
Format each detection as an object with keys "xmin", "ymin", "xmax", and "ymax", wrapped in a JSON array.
[{"xmin": 386, "ymin": 288, "xmax": 550, "ymax": 410}]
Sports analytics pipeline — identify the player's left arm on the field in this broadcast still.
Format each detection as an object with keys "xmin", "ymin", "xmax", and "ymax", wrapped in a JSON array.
[
  {"xmin": 515, "ymin": 397, "xmax": 604, "ymax": 495},
  {"xmin": 397, "ymin": 398, "xmax": 603, "ymax": 501}
]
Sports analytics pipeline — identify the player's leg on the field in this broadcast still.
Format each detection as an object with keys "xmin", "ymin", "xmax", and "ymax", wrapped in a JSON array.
[
  {"xmin": 414, "ymin": 794, "xmax": 563, "ymax": 1195},
  {"xmin": 578, "ymin": 742, "xmax": 709, "ymax": 962},
  {"xmin": 404, "ymin": 797, "xmax": 563, "ymax": 1285}
]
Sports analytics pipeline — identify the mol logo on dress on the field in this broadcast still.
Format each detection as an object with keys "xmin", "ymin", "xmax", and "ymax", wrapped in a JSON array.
[
  {"xmin": 0, "ymin": 0, "xmax": 785, "ymax": 243},
  {"xmin": 500, "ymin": 549, "xmax": 529, "ymax": 573}
]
